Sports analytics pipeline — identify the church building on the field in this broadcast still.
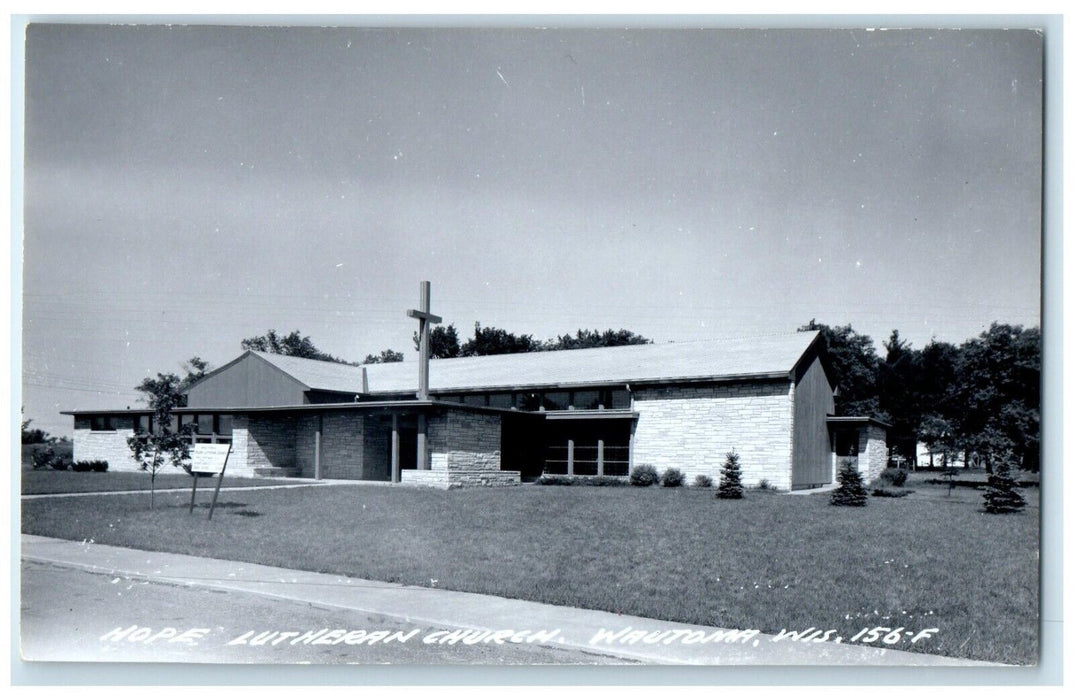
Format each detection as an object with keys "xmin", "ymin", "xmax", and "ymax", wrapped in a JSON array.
[{"xmin": 65, "ymin": 284, "xmax": 889, "ymax": 490}]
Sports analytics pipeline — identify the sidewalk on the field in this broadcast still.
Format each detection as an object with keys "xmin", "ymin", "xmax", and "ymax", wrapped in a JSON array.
[{"xmin": 21, "ymin": 534, "xmax": 998, "ymax": 667}]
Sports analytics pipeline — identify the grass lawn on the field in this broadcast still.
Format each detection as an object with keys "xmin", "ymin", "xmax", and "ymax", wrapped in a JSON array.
[
  {"xmin": 20, "ymin": 469, "xmax": 296, "ymax": 495},
  {"xmin": 21, "ymin": 480, "xmax": 1039, "ymax": 665}
]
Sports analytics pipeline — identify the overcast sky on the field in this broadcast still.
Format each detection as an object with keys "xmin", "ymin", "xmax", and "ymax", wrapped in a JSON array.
[{"xmin": 20, "ymin": 24, "xmax": 1043, "ymax": 437}]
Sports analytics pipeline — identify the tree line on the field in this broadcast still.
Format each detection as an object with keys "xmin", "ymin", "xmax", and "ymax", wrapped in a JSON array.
[{"xmin": 804, "ymin": 320, "xmax": 1040, "ymax": 472}]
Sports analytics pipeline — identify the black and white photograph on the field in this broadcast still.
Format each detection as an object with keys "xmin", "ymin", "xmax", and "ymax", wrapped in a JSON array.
[{"xmin": 15, "ymin": 18, "xmax": 1051, "ymax": 680}]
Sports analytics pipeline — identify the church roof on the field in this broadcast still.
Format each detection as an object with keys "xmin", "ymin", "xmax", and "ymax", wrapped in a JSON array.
[
  {"xmin": 247, "ymin": 331, "xmax": 823, "ymax": 396},
  {"xmin": 245, "ymin": 350, "xmax": 366, "ymax": 392},
  {"xmin": 364, "ymin": 331, "xmax": 823, "ymax": 394}
]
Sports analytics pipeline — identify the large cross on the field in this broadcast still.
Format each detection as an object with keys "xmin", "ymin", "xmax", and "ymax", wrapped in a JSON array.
[{"xmin": 407, "ymin": 280, "xmax": 442, "ymax": 401}]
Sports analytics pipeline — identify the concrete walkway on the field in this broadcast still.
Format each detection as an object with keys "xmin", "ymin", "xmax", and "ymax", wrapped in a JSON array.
[
  {"xmin": 20, "ymin": 534, "xmax": 997, "ymax": 667},
  {"xmin": 20, "ymin": 480, "xmax": 369, "ymax": 500}
]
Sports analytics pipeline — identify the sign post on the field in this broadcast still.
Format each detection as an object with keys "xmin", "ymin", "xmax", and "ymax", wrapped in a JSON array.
[{"xmin": 187, "ymin": 442, "xmax": 232, "ymax": 520}]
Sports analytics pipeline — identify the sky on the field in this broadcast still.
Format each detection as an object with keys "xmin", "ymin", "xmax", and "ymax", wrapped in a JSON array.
[{"xmin": 19, "ymin": 24, "xmax": 1043, "ymax": 438}]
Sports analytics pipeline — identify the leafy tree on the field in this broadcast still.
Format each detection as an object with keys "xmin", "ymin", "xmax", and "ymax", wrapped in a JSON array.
[
  {"xmin": 460, "ymin": 322, "xmax": 543, "ymax": 357},
  {"xmin": 126, "ymin": 360, "xmax": 206, "ymax": 509},
  {"xmin": 414, "ymin": 324, "xmax": 462, "ymax": 359},
  {"xmin": 715, "ymin": 450, "xmax": 744, "ymax": 499},
  {"xmin": 544, "ymin": 328, "xmax": 652, "ymax": 351},
  {"xmin": 241, "ymin": 329, "xmax": 355, "ymax": 364},
  {"xmin": 949, "ymin": 324, "xmax": 1040, "ymax": 472},
  {"xmin": 798, "ymin": 320, "xmax": 881, "ymax": 417},
  {"xmin": 830, "ymin": 460, "xmax": 868, "ymax": 506},
  {"xmin": 363, "ymin": 349, "xmax": 404, "ymax": 364},
  {"xmin": 21, "ymin": 412, "xmax": 49, "ymax": 444}
]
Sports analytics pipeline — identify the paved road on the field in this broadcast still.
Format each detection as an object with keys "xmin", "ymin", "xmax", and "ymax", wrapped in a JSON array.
[{"xmin": 19, "ymin": 560, "xmax": 629, "ymax": 665}]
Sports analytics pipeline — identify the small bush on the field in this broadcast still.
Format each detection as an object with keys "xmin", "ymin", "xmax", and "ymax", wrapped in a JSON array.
[
  {"xmin": 71, "ymin": 460, "xmax": 109, "ymax": 473},
  {"xmin": 716, "ymin": 450, "xmax": 744, "ymax": 499},
  {"xmin": 31, "ymin": 447, "xmax": 55, "ymax": 471},
  {"xmin": 630, "ymin": 464, "xmax": 660, "ymax": 487},
  {"xmin": 661, "ymin": 468, "xmax": 685, "ymax": 487},
  {"xmin": 693, "ymin": 474, "xmax": 713, "ymax": 488},
  {"xmin": 755, "ymin": 479, "xmax": 773, "ymax": 491},
  {"xmin": 872, "ymin": 487, "xmax": 913, "ymax": 498},
  {"xmin": 983, "ymin": 464, "xmax": 1026, "ymax": 514},
  {"xmin": 878, "ymin": 468, "xmax": 909, "ymax": 487}
]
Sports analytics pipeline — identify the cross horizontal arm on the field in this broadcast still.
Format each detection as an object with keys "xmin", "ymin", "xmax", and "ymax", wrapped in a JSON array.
[{"xmin": 407, "ymin": 309, "xmax": 443, "ymax": 324}]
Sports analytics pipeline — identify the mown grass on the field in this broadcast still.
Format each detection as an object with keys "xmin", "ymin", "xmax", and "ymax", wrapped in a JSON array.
[
  {"xmin": 20, "ymin": 469, "xmax": 292, "ymax": 495},
  {"xmin": 21, "ymin": 481, "xmax": 1039, "ymax": 665}
]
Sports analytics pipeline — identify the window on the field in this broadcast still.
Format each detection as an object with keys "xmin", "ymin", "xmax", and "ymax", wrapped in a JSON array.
[
  {"xmin": 90, "ymin": 415, "xmax": 116, "ymax": 432},
  {"xmin": 135, "ymin": 415, "xmax": 153, "ymax": 434},
  {"xmin": 604, "ymin": 389, "xmax": 631, "ymax": 409},
  {"xmin": 196, "ymin": 414, "xmax": 214, "ymax": 435},
  {"xmin": 463, "ymin": 394, "xmax": 488, "ymax": 407},
  {"xmin": 542, "ymin": 392, "xmax": 569, "ymax": 411},
  {"xmin": 488, "ymin": 393, "xmax": 514, "ymax": 409},
  {"xmin": 215, "ymin": 414, "xmax": 233, "ymax": 436},
  {"xmin": 516, "ymin": 392, "xmax": 540, "ymax": 411},
  {"xmin": 571, "ymin": 390, "xmax": 601, "ymax": 410}
]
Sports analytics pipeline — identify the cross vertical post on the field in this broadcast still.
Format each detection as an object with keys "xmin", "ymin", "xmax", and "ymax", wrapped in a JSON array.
[{"xmin": 407, "ymin": 281, "xmax": 442, "ymax": 471}]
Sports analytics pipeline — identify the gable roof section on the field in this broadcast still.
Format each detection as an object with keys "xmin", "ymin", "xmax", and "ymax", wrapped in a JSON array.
[
  {"xmin": 364, "ymin": 331, "xmax": 823, "ymax": 394},
  {"xmin": 245, "ymin": 350, "xmax": 366, "ymax": 393}
]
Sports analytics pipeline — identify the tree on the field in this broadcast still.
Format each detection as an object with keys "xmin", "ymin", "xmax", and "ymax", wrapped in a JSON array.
[
  {"xmin": 798, "ymin": 320, "xmax": 881, "ymax": 417},
  {"xmin": 543, "ymin": 328, "xmax": 652, "ymax": 351},
  {"xmin": 363, "ymin": 349, "xmax": 404, "ymax": 364},
  {"xmin": 715, "ymin": 450, "xmax": 744, "ymax": 499},
  {"xmin": 127, "ymin": 370, "xmax": 193, "ymax": 509},
  {"xmin": 830, "ymin": 461, "xmax": 868, "ymax": 506},
  {"xmin": 878, "ymin": 330, "xmax": 923, "ymax": 465},
  {"xmin": 982, "ymin": 453, "xmax": 1027, "ymax": 514},
  {"xmin": 21, "ymin": 412, "xmax": 49, "ymax": 444},
  {"xmin": 241, "ymin": 329, "xmax": 354, "ymax": 364},
  {"xmin": 414, "ymin": 324, "xmax": 462, "ymax": 359},
  {"xmin": 460, "ymin": 322, "xmax": 543, "ymax": 356},
  {"xmin": 948, "ymin": 324, "xmax": 1040, "ymax": 472}
]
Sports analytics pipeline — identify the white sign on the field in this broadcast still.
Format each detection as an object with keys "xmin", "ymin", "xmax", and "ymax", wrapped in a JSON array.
[{"xmin": 190, "ymin": 443, "xmax": 231, "ymax": 475}]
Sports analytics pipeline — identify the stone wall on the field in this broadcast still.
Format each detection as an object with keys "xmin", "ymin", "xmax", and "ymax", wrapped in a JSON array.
[
  {"xmin": 294, "ymin": 414, "xmax": 320, "ymax": 478},
  {"xmin": 427, "ymin": 411, "xmax": 502, "ymax": 472},
  {"xmin": 362, "ymin": 415, "xmax": 391, "ymax": 481},
  {"xmin": 72, "ymin": 423, "xmax": 144, "ymax": 472},
  {"xmin": 242, "ymin": 414, "xmax": 297, "ymax": 476},
  {"xmin": 632, "ymin": 380, "xmax": 796, "ymax": 490},
  {"xmin": 319, "ymin": 412, "xmax": 364, "ymax": 480},
  {"xmin": 401, "ymin": 469, "xmax": 520, "ymax": 489},
  {"xmin": 859, "ymin": 424, "xmax": 889, "ymax": 484}
]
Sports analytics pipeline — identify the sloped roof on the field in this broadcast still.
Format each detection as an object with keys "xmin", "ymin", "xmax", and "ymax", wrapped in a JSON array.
[
  {"xmin": 363, "ymin": 331, "xmax": 822, "ymax": 394},
  {"xmin": 235, "ymin": 332, "xmax": 822, "ymax": 397},
  {"xmin": 246, "ymin": 350, "xmax": 367, "ymax": 393}
]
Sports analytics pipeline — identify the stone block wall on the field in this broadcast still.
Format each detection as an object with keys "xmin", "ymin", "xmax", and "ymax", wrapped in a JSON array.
[
  {"xmin": 362, "ymin": 415, "xmax": 391, "ymax": 481},
  {"xmin": 72, "ymin": 420, "xmax": 144, "ymax": 472},
  {"xmin": 859, "ymin": 425, "xmax": 889, "ymax": 484},
  {"xmin": 401, "ymin": 469, "xmax": 520, "ymax": 489},
  {"xmin": 293, "ymin": 414, "xmax": 320, "ymax": 478},
  {"xmin": 242, "ymin": 415, "xmax": 297, "ymax": 475},
  {"xmin": 319, "ymin": 412, "xmax": 364, "ymax": 480},
  {"xmin": 632, "ymin": 380, "xmax": 796, "ymax": 490},
  {"xmin": 428, "ymin": 411, "xmax": 502, "ymax": 472}
]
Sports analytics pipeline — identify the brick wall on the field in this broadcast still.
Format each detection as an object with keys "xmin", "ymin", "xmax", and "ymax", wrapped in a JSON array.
[
  {"xmin": 428, "ymin": 411, "xmax": 502, "ymax": 472},
  {"xmin": 401, "ymin": 469, "xmax": 520, "ymax": 489},
  {"xmin": 632, "ymin": 380, "xmax": 796, "ymax": 490}
]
